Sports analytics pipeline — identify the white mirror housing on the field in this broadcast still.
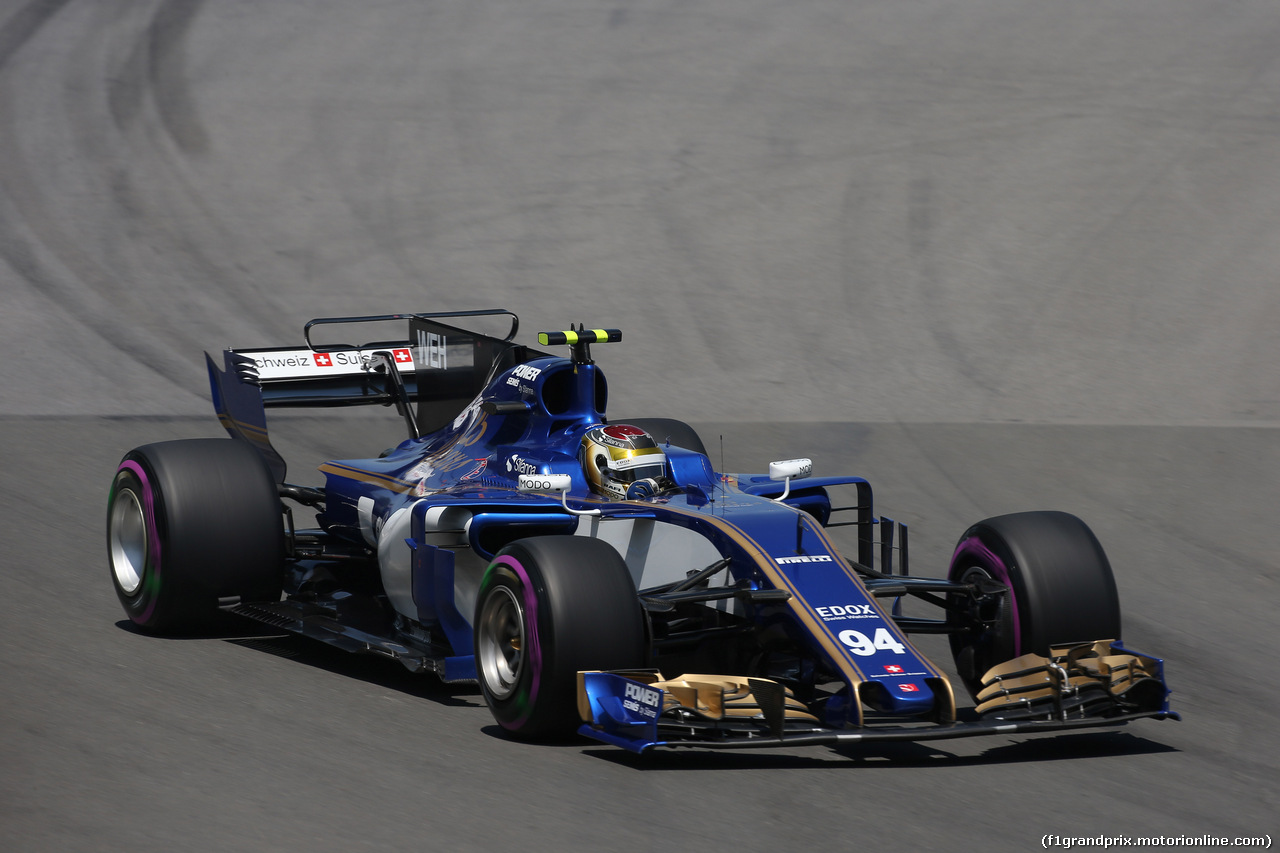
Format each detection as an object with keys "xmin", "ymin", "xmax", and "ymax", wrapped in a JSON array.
[
  {"xmin": 518, "ymin": 473, "xmax": 573, "ymax": 493},
  {"xmin": 518, "ymin": 473, "xmax": 599, "ymax": 516},
  {"xmin": 768, "ymin": 458, "xmax": 812, "ymax": 502},
  {"xmin": 769, "ymin": 458, "xmax": 813, "ymax": 482}
]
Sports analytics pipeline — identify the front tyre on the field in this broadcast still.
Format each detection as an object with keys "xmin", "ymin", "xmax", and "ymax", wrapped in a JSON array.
[
  {"xmin": 947, "ymin": 511, "xmax": 1121, "ymax": 699},
  {"xmin": 107, "ymin": 439, "xmax": 285, "ymax": 633},
  {"xmin": 475, "ymin": 536, "xmax": 646, "ymax": 740}
]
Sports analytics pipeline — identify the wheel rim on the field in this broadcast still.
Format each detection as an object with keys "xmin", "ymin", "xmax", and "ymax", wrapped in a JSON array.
[
  {"xmin": 109, "ymin": 487, "xmax": 148, "ymax": 596},
  {"xmin": 957, "ymin": 564, "xmax": 993, "ymax": 588},
  {"xmin": 477, "ymin": 584, "xmax": 526, "ymax": 700},
  {"xmin": 953, "ymin": 563, "xmax": 1018, "ymax": 687},
  {"xmin": 951, "ymin": 536, "xmax": 1024, "ymax": 654}
]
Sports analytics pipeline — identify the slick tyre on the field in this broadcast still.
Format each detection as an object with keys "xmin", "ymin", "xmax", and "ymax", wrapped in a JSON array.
[
  {"xmin": 107, "ymin": 439, "xmax": 285, "ymax": 633},
  {"xmin": 947, "ymin": 511, "xmax": 1121, "ymax": 699},
  {"xmin": 615, "ymin": 418, "xmax": 707, "ymax": 456},
  {"xmin": 475, "ymin": 536, "xmax": 646, "ymax": 740}
]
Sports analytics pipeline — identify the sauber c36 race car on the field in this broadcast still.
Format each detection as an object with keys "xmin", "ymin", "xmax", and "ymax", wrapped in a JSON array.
[{"xmin": 107, "ymin": 310, "xmax": 1178, "ymax": 753}]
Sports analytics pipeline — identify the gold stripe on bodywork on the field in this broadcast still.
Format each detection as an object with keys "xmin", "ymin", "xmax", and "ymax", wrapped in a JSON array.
[
  {"xmin": 217, "ymin": 412, "xmax": 271, "ymax": 441},
  {"xmin": 317, "ymin": 462, "xmax": 417, "ymax": 493}
]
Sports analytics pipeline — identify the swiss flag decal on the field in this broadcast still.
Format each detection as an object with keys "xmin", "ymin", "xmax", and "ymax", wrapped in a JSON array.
[
  {"xmin": 313, "ymin": 353, "xmax": 333, "ymax": 367},
  {"xmin": 392, "ymin": 348, "xmax": 412, "ymax": 363},
  {"xmin": 884, "ymin": 665, "xmax": 904, "ymax": 674}
]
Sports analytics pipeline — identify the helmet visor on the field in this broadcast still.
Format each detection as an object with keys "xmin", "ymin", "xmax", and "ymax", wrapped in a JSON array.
[{"xmin": 604, "ymin": 449, "xmax": 667, "ymax": 484}]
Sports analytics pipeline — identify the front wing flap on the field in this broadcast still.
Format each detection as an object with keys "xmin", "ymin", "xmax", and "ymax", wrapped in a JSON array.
[
  {"xmin": 576, "ymin": 641, "xmax": 1178, "ymax": 754},
  {"xmin": 973, "ymin": 639, "xmax": 1172, "ymax": 720}
]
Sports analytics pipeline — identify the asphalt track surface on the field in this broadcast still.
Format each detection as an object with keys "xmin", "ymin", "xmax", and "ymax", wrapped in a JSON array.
[{"xmin": 1, "ymin": 2, "xmax": 1277, "ymax": 851}]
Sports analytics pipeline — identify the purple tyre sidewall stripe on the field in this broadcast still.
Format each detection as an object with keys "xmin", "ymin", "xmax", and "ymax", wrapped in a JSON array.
[
  {"xmin": 950, "ymin": 537, "xmax": 1022, "ymax": 657},
  {"xmin": 117, "ymin": 460, "xmax": 161, "ymax": 624},
  {"xmin": 491, "ymin": 554, "xmax": 542, "ymax": 730}
]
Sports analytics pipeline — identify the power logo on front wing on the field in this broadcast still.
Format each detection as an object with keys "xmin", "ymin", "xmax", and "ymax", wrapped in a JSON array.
[{"xmin": 623, "ymin": 682, "xmax": 661, "ymax": 719}]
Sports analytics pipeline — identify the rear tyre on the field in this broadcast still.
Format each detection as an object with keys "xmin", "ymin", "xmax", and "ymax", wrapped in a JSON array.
[
  {"xmin": 475, "ymin": 536, "xmax": 646, "ymax": 740},
  {"xmin": 615, "ymin": 418, "xmax": 707, "ymax": 456},
  {"xmin": 947, "ymin": 511, "xmax": 1121, "ymax": 699},
  {"xmin": 107, "ymin": 439, "xmax": 285, "ymax": 633}
]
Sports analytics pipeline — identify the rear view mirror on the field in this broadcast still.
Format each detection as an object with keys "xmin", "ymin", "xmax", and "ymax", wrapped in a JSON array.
[
  {"xmin": 768, "ymin": 458, "xmax": 812, "ymax": 502},
  {"xmin": 518, "ymin": 474, "xmax": 573, "ymax": 493},
  {"xmin": 769, "ymin": 459, "xmax": 813, "ymax": 482},
  {"xmin": 518, "ymin": 473, "xmax": 599, "ymax": 517}
]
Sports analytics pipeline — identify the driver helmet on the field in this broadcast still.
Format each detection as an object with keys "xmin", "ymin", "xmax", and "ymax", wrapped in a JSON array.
[{"xmin": 579, "ymin": 424, "xmax": 670, "ymax": 500}]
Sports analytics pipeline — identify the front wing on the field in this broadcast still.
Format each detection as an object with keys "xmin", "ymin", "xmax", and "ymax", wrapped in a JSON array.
[{"xmin": 576, "ymin": 640, "xmax": 1179, "ymax": 754}]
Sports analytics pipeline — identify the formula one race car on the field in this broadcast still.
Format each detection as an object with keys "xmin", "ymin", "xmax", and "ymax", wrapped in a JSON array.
[{"xmin": 106, "ymin": 310, "xmax": 1178, "ymax": 752}]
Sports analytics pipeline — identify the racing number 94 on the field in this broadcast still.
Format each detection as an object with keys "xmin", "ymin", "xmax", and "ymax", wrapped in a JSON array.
[{"xmin": 839, "ymin": 628, "xmax": 906, "ymax": 656}]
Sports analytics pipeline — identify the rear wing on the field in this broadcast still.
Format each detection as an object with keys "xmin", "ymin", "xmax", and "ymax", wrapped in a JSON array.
[{"xmin": 207, "ymin": 310, "xmax": 547, "ymax": 480}]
